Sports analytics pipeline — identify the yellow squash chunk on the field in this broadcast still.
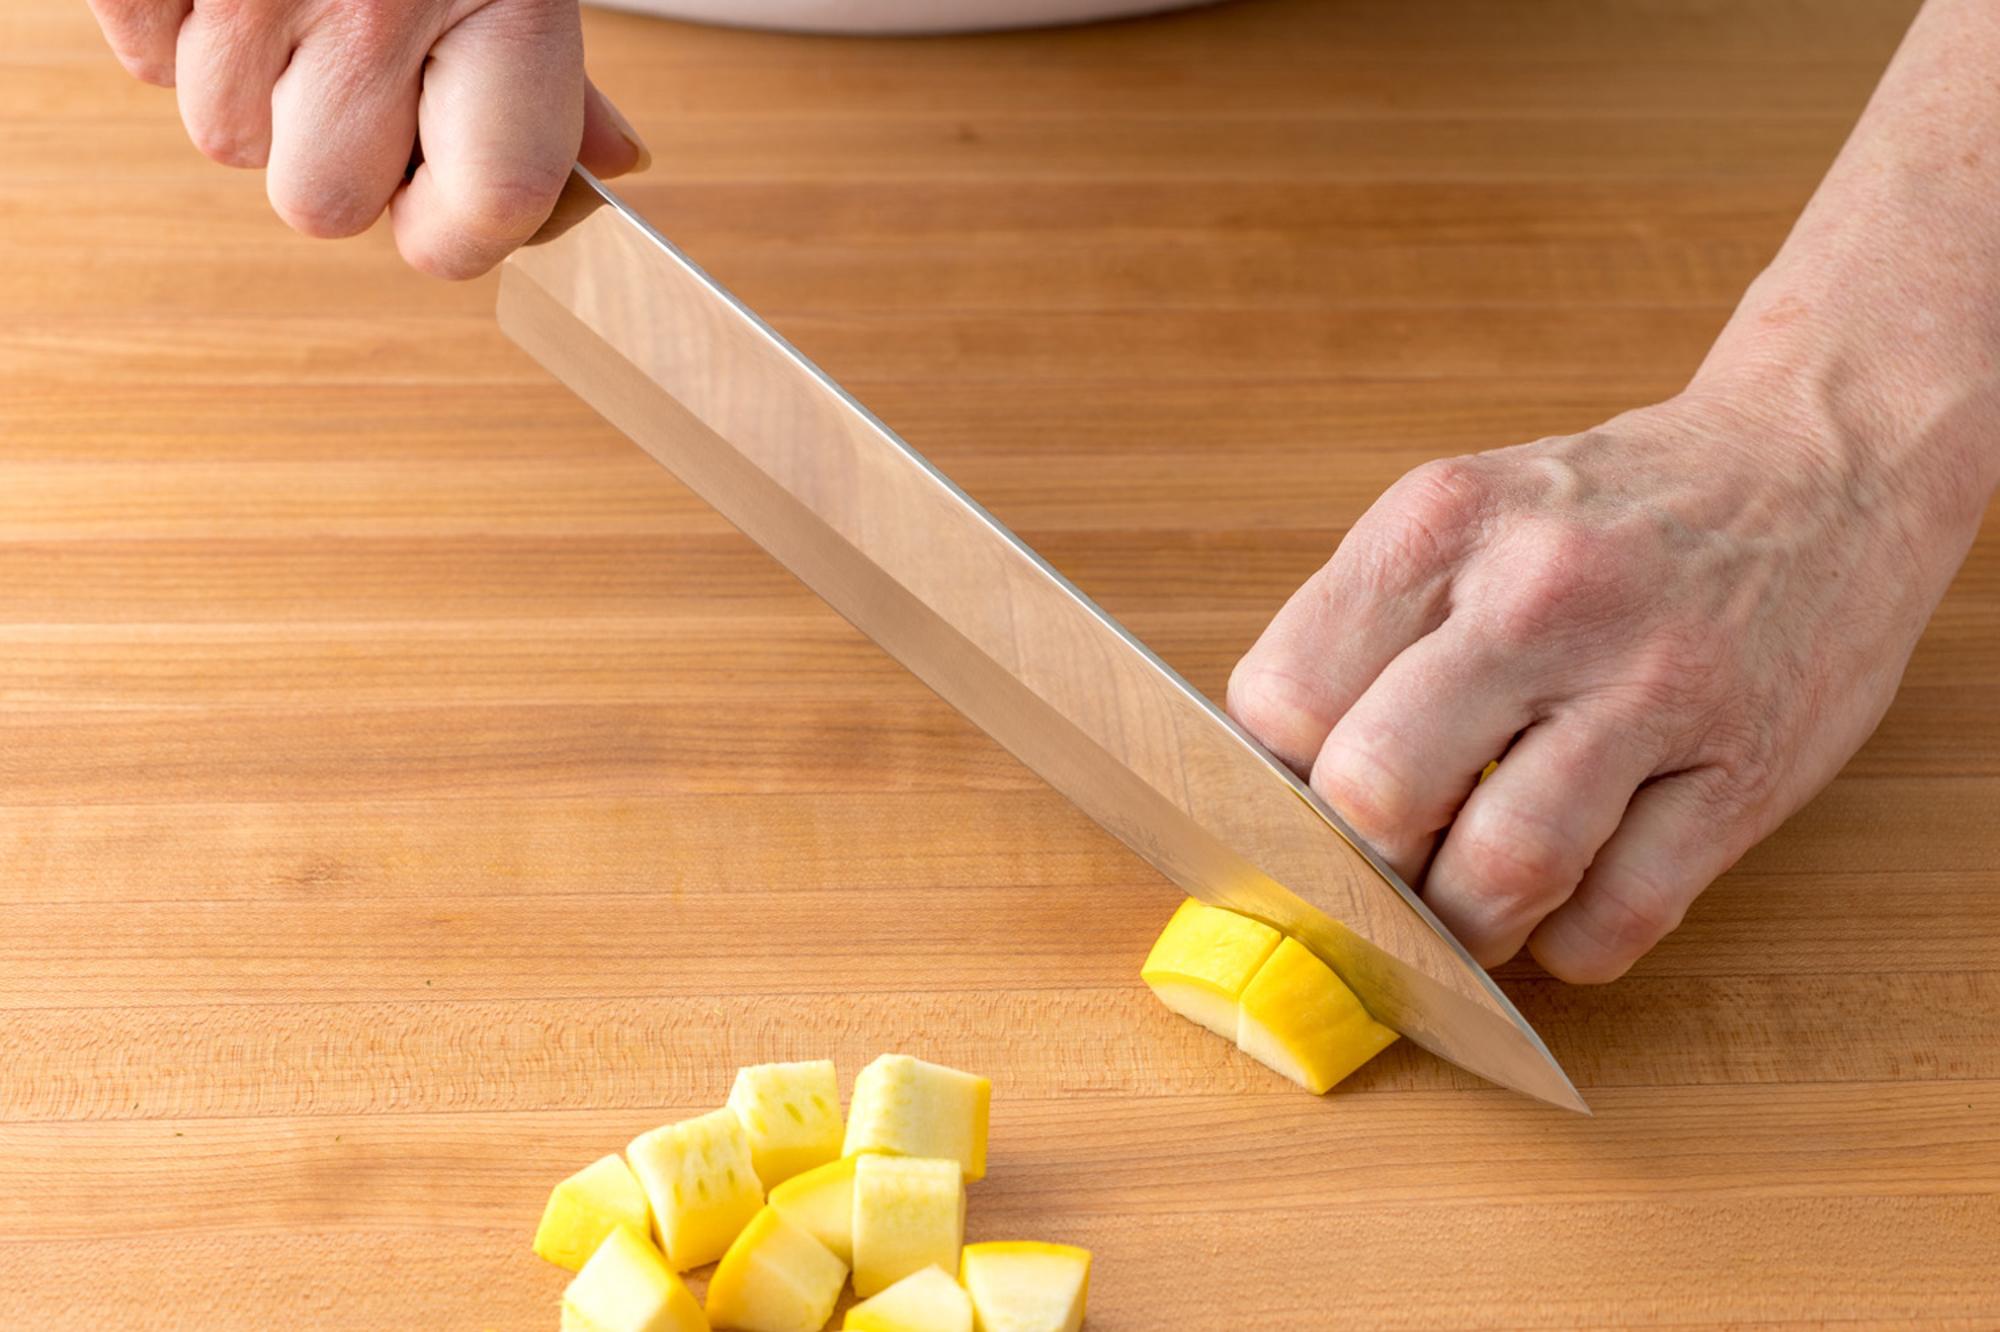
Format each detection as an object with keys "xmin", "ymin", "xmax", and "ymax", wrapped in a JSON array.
[
  {"xmin": 765, "ymin": 1155, "xmax": 857, "ymax": 1266},
  {"xmin": 627, "ymin": 1108, "xmax": 766, "ymax": 1271},
  {"xmin": 536, "ymin": 1153, "xmax": 654, "ymax": 1272},
  {"xmin": 1236, "ymin": 936, "xmax": 1399, "ymax": 1094},
  {"xmin": 850, "ymin": 1155, "xmax": 966, "ymax": 1297},
  {"xmin": 1140, "ymin": 898, "xmax": 1282, "ymax": 1039},
  {"xmin": 726, "ymin": 1059, "xmax": 843, "ymax": 1190},
  {"xmin": 959, "ymin": 1242, "xmax": 1091, "ymax": 1332},
  {"xmin": 560, "ymin": 1225, "xmax": 709, "ymax": 1332},
  {"xmin": 844, "ymin": 1264, "xmax": 973, "ymax": 1332},
  {"xmin": 843, "ymin": 1053, "xmax": 991, "ymax": 1182},
  {"xmin": 703, "ymin": 1206, "xmax": 847, "ymax": 1332}
]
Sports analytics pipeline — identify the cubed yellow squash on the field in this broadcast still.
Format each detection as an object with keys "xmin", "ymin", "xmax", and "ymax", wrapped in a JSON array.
[
  {"xmin": 1139, "ymin": 897, "xmax": 1282, "ymax": 1039},
  {"xmin": 627, "ymin": 1108, "xmax": 766, "ymax": 1271},
  {"xmin": 843, "ymin": 1264, "xmax": 973, "ymax": 1332},
  {"xmin": 560, "ymin": 1225, "xmax": 709, "ymax": 1332},
  {"xmin": 765, "ymin": 1155, "xmax": 857, "ymax": 1266},
  {"xmin": 727, "ymin": 1059, "xmax": 844, "ymax": 1190},
  {"xmin": 850, "ymin": 1155, "xmax": 965, "ymax": 1297},
  {"xmin": 843, "ymin": 1054, "xmax": 991, "ymax": 1182},
  {"xmin": 958, "ymin": 1242, "xmax": 1091, "ymax": 1332},
  {"xmin": 703, "ymin": 1206, "xmax": 847, "ymax": 1332},
  {"xmin": 1236, "ymin": 936, "xmax": 1399, "ymax": 1094},
  {"xmin": 536, "ymin": 1153, "xmax": 654, "ymax": 1272}
]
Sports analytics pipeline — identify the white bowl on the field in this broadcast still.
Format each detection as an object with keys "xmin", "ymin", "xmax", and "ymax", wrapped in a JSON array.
[{"xmin": 585, "ymin": 0, "xmax": 1220, "ymax": 35}]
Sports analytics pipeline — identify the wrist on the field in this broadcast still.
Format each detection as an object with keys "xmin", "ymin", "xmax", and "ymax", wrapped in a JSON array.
[{"xmin": 1683, "ymin": 293, "xmax": 1998, "ymax": 593}]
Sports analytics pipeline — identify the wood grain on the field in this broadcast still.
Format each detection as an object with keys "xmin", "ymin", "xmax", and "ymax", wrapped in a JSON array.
[{"xmin": 3, "ymin": 0, "xmax": 1995, "ymax": 1326}]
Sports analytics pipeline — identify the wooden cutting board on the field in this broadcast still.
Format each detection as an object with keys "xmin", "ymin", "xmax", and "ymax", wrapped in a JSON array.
[{"xmin": 4, "ymin": 0, "xmax": 1996, "ymax": 1326}]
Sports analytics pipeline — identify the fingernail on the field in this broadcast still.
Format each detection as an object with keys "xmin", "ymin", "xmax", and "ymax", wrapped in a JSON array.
[{"xmin": 601, "ymin": 97, "xmax": 652, "ymax": 175}]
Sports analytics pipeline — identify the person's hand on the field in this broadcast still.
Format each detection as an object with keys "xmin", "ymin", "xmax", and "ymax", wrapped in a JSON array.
[
  {"xmin": 1226, "ymin": 388, "xmax": 1965, "ymax": 982},
  {"xmin": 85, "ymin": 0, "xmax": 650, "ymax": 277}
]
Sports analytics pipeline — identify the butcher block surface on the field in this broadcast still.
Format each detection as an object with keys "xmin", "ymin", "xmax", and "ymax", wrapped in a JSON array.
[{"xmin": 3, "ymin": 0, "xmax": 1997, "ymax": 1326}]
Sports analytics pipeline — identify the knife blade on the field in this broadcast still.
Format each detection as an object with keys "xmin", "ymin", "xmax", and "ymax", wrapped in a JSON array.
[{"xmin": 498, "ymin": 169, "xmax": 1586, "ymax": 1113}]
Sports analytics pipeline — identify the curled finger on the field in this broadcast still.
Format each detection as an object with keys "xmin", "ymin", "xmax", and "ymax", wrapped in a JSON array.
[
  {"xmin": 1422, "ymin": 716, "xmax": 1656, "ymax": 966},
  {"xmin": 89, "ymin": 0, "xmax": 192, "ymax": 86}
]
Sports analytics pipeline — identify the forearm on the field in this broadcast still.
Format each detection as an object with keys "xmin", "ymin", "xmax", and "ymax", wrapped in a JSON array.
[{"xmin": 1693, "ymin": 0, "xmax": 2000, "ymax": 556}]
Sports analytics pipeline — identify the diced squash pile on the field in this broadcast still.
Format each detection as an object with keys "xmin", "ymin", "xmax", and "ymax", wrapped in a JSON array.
[
  {"xmin": 534, "ymin": 1055, "xmax": 1090, "ymax": 1332},
  {"xmin": 1144, "ymin": 897, "xmax": 1399, "ymax": 1094}
]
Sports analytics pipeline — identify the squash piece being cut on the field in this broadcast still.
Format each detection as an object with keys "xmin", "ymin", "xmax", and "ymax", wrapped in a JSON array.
[
  {"xmin": 536, "ymin": 1153, "xmax": 654, "ymax": 1272},
  {"xmin": 1140, "ymin": 898, "xmax": 1281, "ymax": 1039},
  {"xmin": 851, "ymin": 1155, "xmax": 965, "ymax": 1297},
  {"xmin": 1236, "ymin": 936, "xmax": 1399, "ymax": 1094},
  {"xmin": 627, "ymin": 1108, "xmax": 766, "ymax": 1270},
  {"xmin": 766, "ymin": 1155, "xmax": 857, "ymax": 1266},
  {"xmin": 727, "ymin": 1059, "xmax": 843, "ymax": 1190},
  {"xmin": 560, "ymin": 1225, "xmax": 709, "ymax": 1332},
  {"xmin": 843, "ymin": 1054, "xmax": 991, "ymax": 1182},
  {"xmin": 959, "ymin": 1241, "xmax": 1091, "ymax": 1332},
  {"xmin": 704, "ymin": 1206, "xmax": 846, "ymax": 1332},
  {"xmin": 844, "ymin": 1264, "xmax": 973, "ymax": 1332}
]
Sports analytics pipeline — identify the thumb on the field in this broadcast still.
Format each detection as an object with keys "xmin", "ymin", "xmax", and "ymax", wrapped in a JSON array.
[{"xmin": 581, "ymin": 78, "xmax": 651, "ymax": 179}]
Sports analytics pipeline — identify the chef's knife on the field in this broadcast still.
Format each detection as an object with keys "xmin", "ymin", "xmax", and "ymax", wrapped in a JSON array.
[{"xmin": 498, "ymin": 170, "xmax": 1586, "ymax": 1113}]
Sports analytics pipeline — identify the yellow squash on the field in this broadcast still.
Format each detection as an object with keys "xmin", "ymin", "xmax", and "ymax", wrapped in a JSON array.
[
  {"xmin": 1139, "ymin": 898, "xmax": 1281, "ymax": 1039},
  {"xmin": 560, "ymin": 1225, "xmax": 709, "ymax": 1332},
  {"xmin": 703, "ymin": 1206, "xmax": 847, "ymax": 1332},
  {"xmin": 1236, "ymin": 936, "xmax": 1399, "ymax": 1094},
  {"xmin": 627, "ymin": 1108, "xmax": 766, "ymax": 1270},
  {"xmin": 764, "ymin": 1155, "xmax": 857, "ymax": 1266},
  {"xmin": 850, "ymin": 1155, "xmax": 966, "ymax": 1297},
  {"xmin": 958, "ymin": 1241, "xmax": 1091, "ymax": 1332},
  {"xmin": 535, "ymin": 1153, "xmax": 654, "ymax": 1272},
  {"xmin": 727, "ymin": 1059, "xmax": 844, "ymax": 1190},
  {"xmin": 843, "ymin": 1054, "xmax": 991, "ymax": 1182},
  {"xmin": 843, "ymin": 1264, "xmax": 973, "ymax": 1332}
]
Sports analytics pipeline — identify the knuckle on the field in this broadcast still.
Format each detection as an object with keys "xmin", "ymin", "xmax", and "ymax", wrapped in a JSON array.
[
  {"xmin": 1227, "ymin": 662, "xmax": 1331, "ymax": 761},
  {"xmin": 321, "ymin": 0, "xmax": 411, "ymax": 61},
  {"xmin": 271, "ymin": 184, "xmax": 382, "ymax": 240},
  {"xmin": 1685, "ymin": 748, "xmax": 1780, "ymax": 821},
  {"xmin": 1396, "ymin": 457, "xmax": 1487, "ymax": 528},
  {"xmin": 1627, "ymin": 632, "xmax": 1718, "ymax": 710},
  {"xmin": 1534, "ymin": 940, "xmax": 1630, "ymax": 986},
  {"xmin": 190, "ymin": 0, "xmax": 254, "ymax": 29},
  {"xmin": 1351, "ymin": 457, "xmax": 1487, "ymax": 578},
  {"xmin": 125, "ymin": 56, "xmax": 177, "ymax": 87},
  {"xmin": 399, "ymin": 240, "xmax": 485, "ymax": 282},
  {"xmin": 194, "ymin": 0, "xmax": 290, "ymax": 62},
  {"xmin": 455, "ymin": 165, "xmax": 571, "ymax": 243},
  {"xmin": 1447, "ymin": 809, "xmax": 1582, "ymax": 940},
  {"xmin": 1459, "ymin": 807, "xmax": 1581, "ymax": 905},
  {"xmin": 1588, "ymin": 632, "xmax": 1724, "ymax": 741},
  {"xmin": 1485, "ymin": 523, "xmax": 1626, "ymax": 648},
  {"xmin": 1545, "ymin": 863, "xmax": 1685, "ymax": 983},
  {"xmin": 1313, "ymin": 740, "xmax": 1425, "ymax": 843},
  {"xmin": 405, "ymin": 161, "xmax": 577, "ymax": 278},
  {"xmin": 186, "ymin": 118, "xmax": 266, "ymax": 169}
]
